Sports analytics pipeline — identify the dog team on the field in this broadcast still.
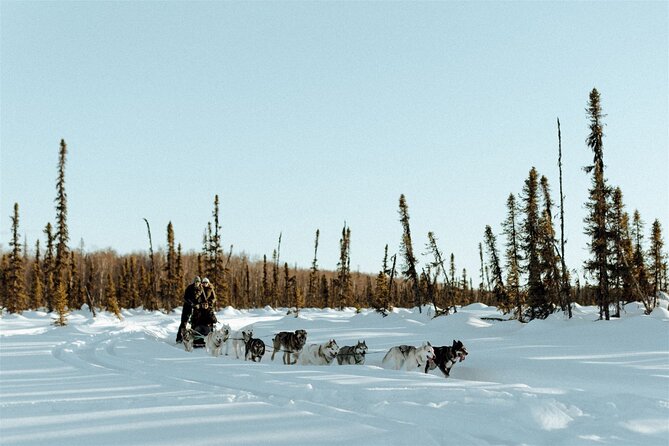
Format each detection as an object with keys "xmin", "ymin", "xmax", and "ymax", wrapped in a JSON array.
[{"xmin": 179, "ymin": 323, "xmax": 468, "ymax": 377}]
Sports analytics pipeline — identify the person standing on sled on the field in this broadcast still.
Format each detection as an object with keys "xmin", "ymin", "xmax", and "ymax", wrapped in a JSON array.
[
  {"xmin": 190, "ymin": 277, "xmax": 218, "ymax": 348},
  {"xmin": 176, "ymin": 276, "xmax": 203, "ymax": 343}
]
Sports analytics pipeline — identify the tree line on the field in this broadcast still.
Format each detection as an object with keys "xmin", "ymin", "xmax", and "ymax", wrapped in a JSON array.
[
  {"xmin": 1, "ymin": 89, "xmax": 667, "ymax": 323},
  {"xmin": 481, "ymin": 88, "xmax": 667, "ymax": 321}
]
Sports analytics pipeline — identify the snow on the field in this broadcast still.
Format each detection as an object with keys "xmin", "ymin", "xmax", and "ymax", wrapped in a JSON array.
[{"xmin": 1, "ymin": 302, "xmax": 668, "ymax": 446}]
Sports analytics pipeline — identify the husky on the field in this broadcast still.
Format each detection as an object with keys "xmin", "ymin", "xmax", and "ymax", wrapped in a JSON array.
[
  {"xmin": 382, "ymin": 342, "xmax": 435, "ymax": 371},
  {"xmin": 180, "ymin": 326, "xmax": 194, "ymax": 353},
  {"xmin": 226, "ymin": 327, "xmax": 253, "ymax": 359},
  {"xmin": 245, "ymin": 336, "xmax": 266, "ymax": 362},
  {"xmin": 337, "ymin": 340, "xmax": 368, "ymax": 365},
  {"xmin": 299, "ymin": 339, "xmax": 339, "ymax": 365},
  {"xmin": 271, "ymin": 329, "xmax": 307, "ymax": 364},
  {"xmin": 425, "ymin": 340, "xmax": 468, "ymax": 377},
  {"xmin": 205, "ymin": 324, "xmax": 230, "ymax": 357}
]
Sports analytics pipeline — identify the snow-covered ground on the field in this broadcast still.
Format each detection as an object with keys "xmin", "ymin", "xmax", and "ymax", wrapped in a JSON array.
[{"xmin": 1, "ymin": 302, "xmax": 668, "ymax": 446}]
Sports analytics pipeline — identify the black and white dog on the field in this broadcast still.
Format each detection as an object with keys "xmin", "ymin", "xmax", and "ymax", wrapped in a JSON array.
[
  {"xmin": 271, "ymin": 330, "xmax": 307, "ymax": 364},
  {"xmin": 425, "ymin": 340, "xmax": 468, "ymax": 377},
  {"xmin": 245, "ymin": 336, "xmax": 266, "ymax": 362},
  {"xmin": 337, "ymin": 340, "xmax": 368, "ymax": 365}
]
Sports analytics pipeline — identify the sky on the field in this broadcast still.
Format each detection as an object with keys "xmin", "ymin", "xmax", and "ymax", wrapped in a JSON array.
[{"xmin": 1, "ymin": 1, "xmax": 667, "ymax": 277}]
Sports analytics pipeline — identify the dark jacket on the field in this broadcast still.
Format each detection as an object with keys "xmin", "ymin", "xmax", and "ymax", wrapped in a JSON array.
[{"xmin": 191, "ymin": 286, "xmax": 217, "ymax": 327}]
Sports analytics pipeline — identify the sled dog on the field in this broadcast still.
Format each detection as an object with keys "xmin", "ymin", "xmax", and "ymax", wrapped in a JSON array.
[
  {"xmin": 425, "ymin": 340, "xmax": 468, "ymax": 377},
  {"xmin": 337, "ymin": 340, "xmax": 368, "ymax": 365},
  {"xmin": 382, "ymin": 342, "xmax": 435, "ymax": 371},
  {"xmin": 299, "ymin": 339, "xmax": 339, "ymax": 365},
  {"xmin": 226, "ymin": 327, "xmax": 253, "ymax": 359},
  {"xmin": 245, "ymin": 336, "xmax": 266, "ymax": 362},
  {"xmin": 205, "ymin": 324, "xmax": 230, "ymax": 357},
  {"xmin": 180, "ymin": 326, "xmax": 194, "ymax": 353},
  {"xmin": 271, "ymin": 329, "xmax": 307, "ymax": 364}
]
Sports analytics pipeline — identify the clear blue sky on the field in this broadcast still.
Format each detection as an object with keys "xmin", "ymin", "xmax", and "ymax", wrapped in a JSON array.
[{"xmin": 1, "ymin": 1, "xmax": 667, "ymax": 278}]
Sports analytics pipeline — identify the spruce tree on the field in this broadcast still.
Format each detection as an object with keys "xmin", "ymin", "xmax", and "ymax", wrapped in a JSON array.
[
  {"xmin": 336, "ymin": 223, "xmax": 352, "ymax": 309},
  {"xmin": 426, "ymin": 232, "xmax": 452, "ymax": 315},
  {"xmin": 583, "ymin": 88, "xmax": 612, "ymax": 320},
  {"xmin": 307, "ymin": 229, "xmax": 320, "ymax": 307},
  {"xmin": 631, "ymin": 211, "xmax": 652, "ymax": 299},
  {"xmin": 43, "ymin": 223, "xmax": 55, "ymax": 312},
  {"xmin": 31, "ymin": 240, "xmax": 45, "ymax": 309},
  {"xmin": 522, "ymin": 167, "xmax": 547, "ymax": 319},
  {"xmin": 372, "ymin": 245, "xmax": 391, "ymax": 316},
  {"xmin": 502, "ymin": 193, "xmax": 523, "ymax": 320},
  {"xmin": 6, "ymin": 203, "xmax": 28, "ymax": 313},
  {"xmin": 538, "ymin": 175, "xmax": 561, "ymax": 315},
  {"xmin": 54, "ymin": 139, "xmax": 69, "ymax": 324},
  {"xmin": 161, "ymin": 222, "xmax": 178, "ymax": 311},
  {"xmin": 206, "ymin": 195, "xmax": 227, "ymax": 304},
  {"xmin": 104, "ymin": 272, "xmax": 121, "ymax": 319},
  {"xmin": 648, "ymin": 219, "xmax": 666, "ymax": 305},
  {"xmin": 398, "ymin": 194, "xmax": 422, "ymax": 311},
  {"xmin": 484, "ymin": 225, "xmax": 508, "ymax": 310}
]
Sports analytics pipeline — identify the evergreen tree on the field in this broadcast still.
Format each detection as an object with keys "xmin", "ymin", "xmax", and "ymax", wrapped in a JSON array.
[
  {"xmin": 67, "ymin": 251, "xmax": 84, "ymax": 310},
  {"xmin": 522, "ymin": 167, "xmax": 547, "ymax": 319},
  {"xmin": 320, "ymin": 273, "xmax": 330, "ymax": 308},
  {"xmin": 43, "ymin": 223, "xmax": 55, "ymax": 312},
  {"xmin": 31, "ymin": 240, "xmax": 45, "ymax": 309},
  {"xmin": 161, "ymin": 222, "xmax": 179, "ymax": 311},
  {"xmin": 6, "ymin": 203, "xmax": 28, "ymax": 313},
  {"xmin": 372, "ymin": 245, "xmax": 392, "ymax": 316},
  {"xmin": 648, "ymin": 219, "xmax": 666, "ymax": 305},
  {"xmin": 502, "ymin": 193, "xmax": 523, "ymax": 320},
  {"xmin": 307, "ymin": 229, "xmax": 320, "ymax": 307},
  {"xmin": 608, "ymin": 188, "xmax": 635, "ymax": 315},
  {"xmin": 583, "ymin": 88, "xmax": 612, "ymax": 320},
  {"xmin": 426, "ymin": 232, "xmax": 452, "ymax": 315},
  {"xmin": 538, "ymin": 175, "xmax": 561, "ymax": 315},
  {"xmin": 206, "ymin": 195, "xmax": 227, "ymax": 305},
  {"xmin": 484, "ymin": 225, "xmax": 508, "ymax": 310},
  {"xmin": 104, "ymin": 272, "xmax": 122, "ymax": 319},
  {"xmin": 52, "ymin": 278, "xmax": 68, "ymax": 326},
  {"xmin": 398, "ymin": 194, "xmax": 422, "ymax": 311},
  {"xmin": 336, "ymin": 223, "xmax": 352, "ymax": 309},
  {"xmin": 54, "ymin": 140, "xmax": 69, "ymax": 324}
]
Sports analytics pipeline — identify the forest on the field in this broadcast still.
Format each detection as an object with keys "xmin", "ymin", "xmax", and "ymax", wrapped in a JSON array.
[{"xmin": 1, "ymin": 89, "xmax": 666, "ymax": 324}]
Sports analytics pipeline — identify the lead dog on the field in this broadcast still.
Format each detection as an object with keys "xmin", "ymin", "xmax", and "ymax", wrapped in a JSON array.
[
  {"xmin": 226, "ymin": 327, "xmax": 253, "ymax": 359},
  {"xmin": 205, "ymin": 324, "xmax": 230, "ymax": 357},
  {"xmin": 245, "ymin": 336, "xmax": 266, "ymax": 362},
  {"xmin": 424, "ymin": 340, "xmax": 468, "ymax": 377},
  {"xmin": 337, "ymin": 340, "xmax": 368, "ymax": 365},
  {"xmin": 271, "ymin": 329, "xmax": 307, "ymax": 364},
  {"xmin": 299, "ymin": 339, "xmax": 339, "ymax": 365},
  {"xmin": 382, "ymin": 342, "xmax": 435, "ymax": 371}
]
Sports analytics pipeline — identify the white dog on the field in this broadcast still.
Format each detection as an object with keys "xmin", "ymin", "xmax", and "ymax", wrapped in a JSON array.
[
  {"xmin": 205, "ymin": 324, "xmax": 230, "ymax": 357},
  {"xmin": 381, "ymin": 342, "xmax": 435, "ymax": 371},
  {"xmin": 299, "ymin": 339, "xmax": 339, "ymax": 365},
  {"xmin": 225, "ymin": 326, "xmax": 253, "ymax": 359}
]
